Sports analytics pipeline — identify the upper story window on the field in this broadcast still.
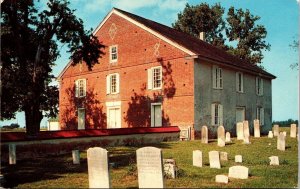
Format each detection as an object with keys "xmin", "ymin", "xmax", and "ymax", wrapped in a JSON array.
[
  {"xmin": 106, "ymin": 73, "xmax": 120, "ymax": 94},
  {"xmin": 256, "ymin": 77, "xmax": 264, "ymax": 96},
  {"xmin": 211, "ymin": 103, "xmax": 223, "ymax": 126},
  {"xmin": 75, "ymin": 79, "xmax": 86, "ymax": 97},
  {"xmin": 212, "ymin": 65, "xmax": 223, "ymax": 89},
  {"xmin": 256, "ymin": 107, "xmax": 264, "ymax": 125},
  {"xmin": 110, "ymin": 45, "xmax": 118, "ymax": 63},
  {"xmin": 236, "ymin": 72, "xmax": 244, "ymax": 92},
  {"xmin": 148, "ymin": 66, "xmax": 162, "ymax": 90}
]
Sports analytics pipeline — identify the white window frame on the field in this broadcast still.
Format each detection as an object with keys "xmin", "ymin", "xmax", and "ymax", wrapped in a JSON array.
[
  {"xmin": 256, "ymin": 107, "xmax": 264, "ymax": 126},
  {"xmin": 148, "ymin": 66, "xmax": 162, "ymax": 90},
  {"xmin": 75, "ymin": 79, "xmax": 86, "ymax": 97},
  {"xmin": 212, "ymin": 65, "xmax": 223, "ymax": 89},
  {"xmin": 106, "ymin": 101, "xmax": 122, "ymax": 129},
  {"xmin": 151, "ymin": 102, "xmax": 162, "ymax": 127},
  {"xmin": 211, "ymin": 103, "xmax": 223, "ymax": 126},
  {"xmin": 106, "ymin": 73, "xmax": 120, "ymax": 94},
  {"xmin": 236, "ymin": 72, "xmax": 244, "ymax": 92},
  {"xmin": 256, "ymin": 77, "xmax": 264, "ymax": 96},
  {"xmin": 109, "ymin": 45, "xmax": 118, "ymax": 63}
]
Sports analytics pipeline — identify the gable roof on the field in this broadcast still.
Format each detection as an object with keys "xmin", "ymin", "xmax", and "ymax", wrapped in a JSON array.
[{"xmin": 58, "ymin": 8, "xmax": 275, "ymax": 80}]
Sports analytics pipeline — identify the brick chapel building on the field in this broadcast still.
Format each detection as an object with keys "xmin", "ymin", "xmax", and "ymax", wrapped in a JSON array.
[{"xmin": 58, "ymin": 8, "xmax": 276, "ymax": 139}]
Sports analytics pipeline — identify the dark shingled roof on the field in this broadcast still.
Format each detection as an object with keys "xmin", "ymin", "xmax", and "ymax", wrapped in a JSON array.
[{"xmin": 114, "ymin": 8, "xmax": 276, "ymax": 79}]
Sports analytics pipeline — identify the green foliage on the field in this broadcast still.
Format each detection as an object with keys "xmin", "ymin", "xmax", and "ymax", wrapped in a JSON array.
[{"xmin": 272, "ymin": 119, "xmax": 298, "ymax": 127}]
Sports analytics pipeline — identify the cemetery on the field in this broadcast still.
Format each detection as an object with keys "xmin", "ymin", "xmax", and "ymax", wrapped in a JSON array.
[{"xmin": 0, "ymin": 124, "xmax": 298, "ymax": 188}]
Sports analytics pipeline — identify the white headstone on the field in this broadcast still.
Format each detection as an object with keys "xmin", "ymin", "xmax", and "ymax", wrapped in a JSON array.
[
  {"xmin": 201, "ymin": 126, "xmax": 208, "ymax": 144},
  {"xmin": 220, "ymin": 152, "xmax": 228, "ymax": 161},
  {"xmin": 163, "ymin": 159, "xmax": 177, "ymax": 179},
  {"xmin": 277, "ymin": 132, "xmax": 285, "ymax": 151},
  {"xmin": 87, "ymin": 147, "xmax": 110, "ymax": 188},
  {"xmin": 193, "ymin": 150, "xmax": 202, "ymax": 167},
  {"xmin": 72, "ymin": 150, "xmax": 80, "ymax": 164},
  {"xmin": 217, "ymin": 126, "xmax": 225, "ymax": 147},
  {"xmin": 9, "ymin": 144, "xmax": 16, "ymax": 165},
  {"xmin": 236, "ymin": 122, "xmax": 244, "ymax": 140},
  {"xmin": 215, "ymin": 175, "xmax": 228, "ymax": 184},
  {"xmin": 282, "ymin": 131, "xmax": 287, "ymax": 137},
  {"xmin": 273, "ymin": 125, "xmax": 279, "ymax": 137},
  {"xmin": 209, "ymin": 151, "xmax": 221, "ymax": 169},
  {"xmin": 254, "ymin": 119, "xmax": 260, "ymax": 138},
  {"xmin": 136, "ymin": 147, "xmax": 164, "ymax": 188},
  {"xmin": 269, "ymin": 156, "xmax": 279, "ymax": 165},
  {"xmin": 243, "ymin": 120, "xmax": 250, "ymax": 138},
  {"xmin": 228, "ymin": 166, "xmax": 249, "ymax": 179},
  {"xmin": 235, "ymin": 155, "xmax": 242, "ymax": 163},
  {"xmin": 268, "ymin": 131, "xmax": 273, "ymax": 138},
  {"xmin": 243, "ymin": 135, "xmax": 251, "ymax": 144},
  {"xmin": 290, "ymin": 124, "xmax": 297, "ymax": 138},
  {"xmin": 225, "ymin": 132, "xmax": 231, "ymax": 142}
]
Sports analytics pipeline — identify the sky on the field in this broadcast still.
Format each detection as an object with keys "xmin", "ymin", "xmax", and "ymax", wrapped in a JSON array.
[{"xmin": 1, "ymin": 0, "xmax": 299, "ymax": 127}]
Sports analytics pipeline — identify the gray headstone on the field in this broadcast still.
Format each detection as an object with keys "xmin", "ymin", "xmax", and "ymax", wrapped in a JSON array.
[
  {"xmin": 235, "ymin": 155, "xmax": 242, "ymax": 163},
  {"xmin": 269, "ymin": 156, "xmax": 279, "ymax": 165},
  {"xmin": 136, "ymin": 147, "xmax": 164, "ymax": 188},
  {"xmin": 217, "ymin": 126, "xmax": 225, "ymax": 147},
  {"xmin": 163, "ymin": 159, "xmax": 177, "ymax": 179},
  {"xmin": 277, "ymin": 132, "xmax": 285, "ymax": 151},
  {"xmin": 9, "ymin": 144, "xmax": 16, "ymax": 165},
  {"xmin": 268, "ymin": 131, "xmax": 273, "ymax": 138},
  {"xmin": 243, "ymin": 120, "xmax": 250, "ymax": 138},
  {"xmin": 87, "ymin": 147, "xmax": 110, "ymax": 188},
  {"xmin": 209, "ymin": 151, "xmax": 221, "ymax": 169},
  {"xmin": 201, "ymin": 126, "xmax": 208, "ymax": 144},
  {"xmin": 72, "ymin": 150, "xmax": 80, "ymax": 164},
  {"xmin": 225, "ymin": 132, "xmax": 231, "ymax": 143},
  {"xmin": 215, "ymin": 175, "xmax": 228, "ymax": 183},
  {"xmin": 290, "ymin": 124, "xmax": 297, "ymax": 138},
  {"xmin": 220, "ymin": 152, "xmax": 228, "ymax": 161},
  {"xmin": 193, "ymin": 150, "xmax": 202, "ymax": 167},
  {"xmin": 236, "ymin": 122, "xmax": 244, "ymax": 140},
  {"xmin": 228, "ymin": 166, "xmax": 249, "ymax": 179},
  {"xmin": 254, "ymin": 119, "xmax": 260, "ymax": 138},
  {"xmin": 273, "ymin": 125, "xmax": 279, "ymax": 137}
]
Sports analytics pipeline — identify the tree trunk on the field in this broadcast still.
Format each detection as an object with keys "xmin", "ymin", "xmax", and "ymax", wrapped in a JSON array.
[{"xmin": 25, "ymin": 103, "xmax": 43, "ymax": 138}]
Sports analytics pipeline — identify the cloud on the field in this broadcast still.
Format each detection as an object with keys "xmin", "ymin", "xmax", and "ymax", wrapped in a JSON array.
[
  {"xmin": 297, "ymin": 0, "xmax": 300, "ymax": 4},
  {"xmin": 84, "ymin": 0, "xmax": 110, "ymax": 12}
]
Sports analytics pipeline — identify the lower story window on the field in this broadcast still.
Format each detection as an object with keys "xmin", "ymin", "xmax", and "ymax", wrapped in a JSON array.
[
  {"xmin": 256, "ymin": 107, "xmax": 264, "ymax": 125},
  {"xmin": 211, "ymin": 103, "xmax": 223, "ymax": 126}
]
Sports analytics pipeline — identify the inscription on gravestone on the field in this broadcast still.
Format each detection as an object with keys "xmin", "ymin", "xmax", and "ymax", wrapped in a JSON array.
[{"xmin": 237, "ymin": 122, "xmax": 244, "ymax": 140}]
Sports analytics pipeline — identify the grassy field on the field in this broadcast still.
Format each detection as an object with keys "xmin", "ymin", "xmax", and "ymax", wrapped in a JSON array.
[{"xmin": 1, "ymin": 127, "xmax": 298, "ymax": 188}]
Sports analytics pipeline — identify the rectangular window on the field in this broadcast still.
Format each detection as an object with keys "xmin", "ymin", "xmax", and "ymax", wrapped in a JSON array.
[
  {"xmin": 110, "ymin": 74, "xmax": 117, "ymax": 93},
  {"xmin": 212, "ymin": 66, "xmax": 223, "ymax": 89},
  {"xmin": 256, "ymin": 107, "xmax": 264, "ymax": 125},
  {"xmin": 75, "ymin": 79, "xmax": 86, "ymax": 97},
  {"xmin": 211, "ymin": 103, "xmax": 223, "ymax": 126},
  {"xmin": 148, "ymin": 66, "xmax": 162, "ymax": 90},
  {"xmin": 110, "ymin": 45, "xmax": 118, "ymax": 63},
  {"xmin": 236, "ymin": 72, "xmax": 244, "ymax": 92},
  {"xmin": 106, "ymin": 73, "xmax": 120, "ymax": 94},
  {"xmin": 256, "ymin": 77, "xmax": 264, "ymax": 95}
]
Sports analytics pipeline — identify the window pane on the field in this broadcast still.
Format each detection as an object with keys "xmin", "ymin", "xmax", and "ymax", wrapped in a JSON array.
[
  {"xmin": 153, "ymin": 67, "xmax": 161, "ymax": 88},
  {"xmin": 79, "ymin": 80, "xmax": 84, "ymax": 97},
  {"xmin": 111, "ymin": 75, "xmax": 116, "ymax": 93}
]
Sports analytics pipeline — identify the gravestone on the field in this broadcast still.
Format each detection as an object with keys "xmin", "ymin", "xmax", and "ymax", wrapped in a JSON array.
[
  {"xmin": 254, "ymin": 119, "xmax": 260, "ymax": 138},
  {"xmin": 87, "ymin": 147, "xmax": 110, "ymax": 188},
  {"xmin": 215, "ymin": 175, "xmax": 228, "ymax": 184},
  {"xmin": 225, "ymin": 132, "xmax": 231, "ymax": 143},
  {"xmin": 236, "ymin": 122, "xmax": 244, "ymax": 140},
  {"xmin": 235, "ymin": 155, "xmax": 242, "ymax": 163},
  {"xmin": 228, "ymin": 166, "xmax": 249, "ymax": 179},
  {"xmin": 163, "ymin": 159, "xmax": 177, "ymax": 179},
  {"xmin": 243, "ymin": 121, "xmax": 250, "ymax": 138},
  {"xmin": 277, "ymin": 132, "xmax": 285, "ymax": 151},
  {"xmin": 269, "ymin": 156, "xmax": 279, "ymax": 165},
  {"xmin": 9, "ymin": 144, "xmax": 16, "ymax": 165},
  {"xmin": 136, "ymin": 147, "xmax": 164, "ymax": 188},
  {"xmin": 201, "ymin": 126, "xmax": 208, "ymax": 144},
  {"xmin": 220, "ymin": 152, "xmax": 228, "ymax": 161},
  {"xmin": 268, "ymin": 131, "xmax": 273, "ymax": 138},
  {"xmin": 290, "ymin": 124, "xmax": 297, "ymax": 138},
  {"xmin": 193, "ymin": 150, "xmax": 202, "ymax": 167},
  {"xmin": 243, "ymin": 135, "xmax": 250, "ymax": 144},
  {"xmin": 282, "ymin": 131, "xmax": 287, "ymax": 137},
  {"xmin": 72, "ymin": 150, "xmax": 80, "ymax": 164},
  {"xmin": 273, "ymin": 124, "xmax": 279, "ymax": 137},
  {"xmin": 217, "ymin": 126, "xmax": 225, "ymax": 147},
  {"xmin": 209, "ymin": 151, "xmax": 221, "ymax": 169}
]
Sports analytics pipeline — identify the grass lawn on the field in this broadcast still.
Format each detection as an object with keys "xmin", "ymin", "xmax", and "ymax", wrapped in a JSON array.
[{"xmin": 1, "ymin": 127, "xmax": 298, "ymax": 188}]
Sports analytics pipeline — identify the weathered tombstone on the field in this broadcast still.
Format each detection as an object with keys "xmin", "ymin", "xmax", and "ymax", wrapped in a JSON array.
[
  {"xmin": 273, "ymin": 124, "xmax": 279, "ymax": 137},
  {"xmin": 282, "ymin": 131, "xmax": 287, "ymax": 137},
  {"xmin": 269, "ymin": 156, "xmax": 279, "ymax": 165},
  {"xmin": 201, "ymin": 126, "xmax": 208, "ymax": 144},
  {"xmin": 215, "ymin": 175, "xmax": 228, "ymax": 184},
  {"xmin": 209, "ymin": 151, "xmax": 221, "ymax": 169},
  {"xmin": 290, "ymin": 124, "xmax": 297, "ymax": 138},
  {"xmin": 87, "ymin": 147, "xmax": 110, "ymax": 188},
  {"xmin": 228, "ymin": 166, "xmax": 249, "ymax": 179},
  {"xmin": 220, "ymin": 152, "xmax": 228, "ymax": 161},
  {"xmin": 193, "ymin": 150, "xmax": 202, "ymax": 167},
  {"xmin": 243, "ymin": 120, "xmax": 250, "ymax": 138},
  {"xmin": 136, "ymin": 147, "xmax": 164, "ymax": 188},
  {"xmin": 225, "ymin": 132, "xmax": 231, "ymax": 143},
  {"xmin": 254, "ymin": 119, "xmax": 260, "ymax": 138},
  {"xmin": 9, "ymin": 144, "xmax": 16, "ymax": 165},
  {"xmin": 72, "ymin": 150, "xmax": 80, "ymax": 164},
  {"xmin": 243, "ymin": 135, "xmax": 251, "ymax": 144},
  {"xmin": 235, "ymin": 155, "xmax": 242, "ymax": 163},
  {"xmin": 277, "ymin": 132, "xmax": 285, "ymax": 151},
  {"xmin": 217, "ymin": 126, "xmax": 225, "ymax": 147},
  {"xmin": 236, "ymin": 122, "xmax": 244, "ymax": 140},
  {"xmin": 163, "ymin": 159, "xmax": 177, "ymax": 179},
  {"xmin": 268, "ymin": 131, "xmax": 273, "ymax": 138}
]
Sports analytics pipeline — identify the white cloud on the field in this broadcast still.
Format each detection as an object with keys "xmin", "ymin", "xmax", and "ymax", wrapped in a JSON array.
[
  {"xmin": 84, "ymin": 0, "xmax": 110, "ymax": 12},
  {"xmin": 297, "ymin": 0, "xmax": 300, "ymax": 4},
  {"xmin": 159, "ymin": 0, "xmax": 187, "ymax": 11}
]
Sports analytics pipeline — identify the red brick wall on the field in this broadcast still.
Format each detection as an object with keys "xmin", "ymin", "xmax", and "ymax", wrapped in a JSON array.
[{"xmin": 59, "ymin": 13, "xmax": 195, "ymax": 130}]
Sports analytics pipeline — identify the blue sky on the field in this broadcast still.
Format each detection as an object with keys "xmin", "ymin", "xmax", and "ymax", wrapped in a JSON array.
[{"xmin": 1, "ymin": 0, "xmax": 299, "ymax": 127}]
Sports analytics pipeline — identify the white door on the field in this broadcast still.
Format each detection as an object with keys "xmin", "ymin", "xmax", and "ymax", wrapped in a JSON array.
[
  {"xmin": 78, "ymin": 109, "xmax": 85, "ymax": 130},
  {"xmin": 108, "ymin": 107, "xmax": 121, "ymax": 128},
  {"xmin": 236, "ymin": 107, "xmax": 245, "ymax": 123},
  {"xmin": 151, "ymin": 104, "xmax": 162, "ymax": 127}
]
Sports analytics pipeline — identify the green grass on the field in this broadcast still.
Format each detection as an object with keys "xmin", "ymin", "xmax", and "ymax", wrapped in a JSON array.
[{"xmin": 1, "ymin": 127, "xmax": 298, "ymax": 188}]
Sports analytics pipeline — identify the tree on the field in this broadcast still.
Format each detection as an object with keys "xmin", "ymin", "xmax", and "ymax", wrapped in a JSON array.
[
  {"xmin": 289, "ymin": 39, "xmax": 299, "ymax": 69},
  {"xmin": 1, "ymin": 0, "xmax": 105, "ymax": 137},
  {"xmin": 173, "ymin": 3, "xmax": 270, "ymax": 65}
]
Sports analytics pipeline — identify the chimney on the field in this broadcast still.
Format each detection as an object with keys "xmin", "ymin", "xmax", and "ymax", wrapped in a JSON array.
[{"xmin": 199, "ymin": 32, "xmax": 205, "ymax": 41}]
